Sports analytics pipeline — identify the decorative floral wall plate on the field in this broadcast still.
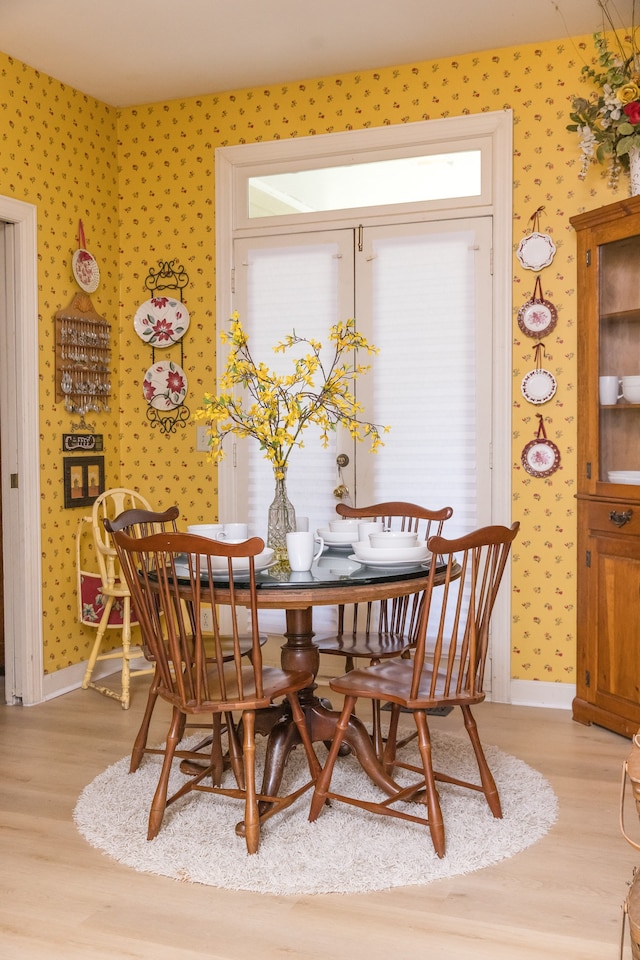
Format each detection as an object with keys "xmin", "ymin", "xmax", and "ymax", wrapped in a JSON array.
[
  {"xmin": 72, "ymin": 248, "xmax": 100, "ymax": 293},
  {"xmin": 516, "ymin": 232, "xmax": 557, "ymax": 271},
  {"xmin": 518, "ymin": 277, "xmax": 558, "ymax": 339},
  {"xmin": 143, "ymin": 361, "xmax": 188, "ymax": 410},
  {"xmin": 72, "ymin": 221, "xmax": 100, "ymax": 293},
  {"xmin": 134, "ymin": 297, "xmax": 190, "ymax": 347},
  {"xmin": 521, "ymin": 368, "xmax": 557, "ymax": 405},
  {"xmin": 521, "ymin": 414, "xmax": 561, "ymax": 478},
  {"xmin": 521, "ymin": 439, "xmax": 561, "ymax": 477}
]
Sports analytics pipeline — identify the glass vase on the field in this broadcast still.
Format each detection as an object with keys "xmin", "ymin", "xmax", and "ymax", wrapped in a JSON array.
[{"xmin": 267, "ymin": 470, "xmax": 296, "ymax": 563}]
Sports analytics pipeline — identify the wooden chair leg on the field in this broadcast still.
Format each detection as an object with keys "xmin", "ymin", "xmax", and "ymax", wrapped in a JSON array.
[
  {"xmin": 210, "ymin": 714, "xmax": 224, "ymax": 787},
  {"xmin": 119, "ymin": 597, "xmax": 132, "ymax": 710},
  {"xmin": 461, "ymin": 704, "xmax": 502, "ymax": 818},
  {"xmin": 130, "ymin": 673, "xmax": 159, "ymax": 772},
  {"xmin": 227, "ymin": 713, "xmax": 245, "ymax": 789},
  {"xmin": 288, "ymin": 692, "xmax": 322, "ymax": 779},
  {"xmin": 309, "ymin": 695, "xmax": 357, "ymax": 822},
  {"xmin": 382, "ymin": 702, "xmax": 401, "ymax": 774},
  {"xmin": 241, "ymin": 711, "xmax": 260, "ymax": 854},
  {"xmin": 147, "ymin": 706, "xmax": 182, "ymax": 840},
  {"xmin": 414, "ymin": 709, "xmax": 445, "ymax": 858}
]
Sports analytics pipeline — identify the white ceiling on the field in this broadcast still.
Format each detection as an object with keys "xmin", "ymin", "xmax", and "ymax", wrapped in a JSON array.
[{"xmin": 0, "ymin": 0, "xmax": 620, "ymax": 108}]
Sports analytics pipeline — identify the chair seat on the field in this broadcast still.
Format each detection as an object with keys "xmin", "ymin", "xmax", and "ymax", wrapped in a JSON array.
[
  {"xmin": 315, "ymin": 631, "xmax": 414, "ymax": 661},
  {"xmin": 329, "ymin": 658, "xmax": 485, "ymax": 710},
  {"xmin": 161, "ymin": 664, "xmax": 314, "ymax": 714}
]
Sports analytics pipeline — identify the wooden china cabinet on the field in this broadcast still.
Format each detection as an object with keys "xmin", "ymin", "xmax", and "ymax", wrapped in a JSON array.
[{"xmin": 571, "ymin": 195, "xmax": 640, "ymax": 738}]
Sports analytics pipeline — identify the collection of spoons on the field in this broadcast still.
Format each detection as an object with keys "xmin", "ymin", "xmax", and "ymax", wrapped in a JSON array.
[{"xmin": 57, "ymin": 315, "xmax": 111, "ymax": 415}]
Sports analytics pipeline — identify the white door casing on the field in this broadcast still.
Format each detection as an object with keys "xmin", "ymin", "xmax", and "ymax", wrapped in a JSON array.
[{"xmin": 215, "ymin": 112, "xmax": 513, "ymax": 701}]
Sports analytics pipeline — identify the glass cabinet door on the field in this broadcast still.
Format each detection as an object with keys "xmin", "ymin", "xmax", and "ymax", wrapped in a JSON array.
[{"xmin": 599, "ymin": 234, "xmax": 640, "ymax": 484}]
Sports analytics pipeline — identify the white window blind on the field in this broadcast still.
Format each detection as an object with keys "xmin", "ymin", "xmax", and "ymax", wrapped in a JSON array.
[
  {"xmin": 356, "ymin": 221, "xmax": 492, "ymax": 539},
  {"xmin": 235, "ymin": 234, "xmax": 354, "ymax": 632}
]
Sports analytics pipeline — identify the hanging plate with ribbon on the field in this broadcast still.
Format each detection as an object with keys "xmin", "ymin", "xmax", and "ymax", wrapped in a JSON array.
[
  {"xmin": 521, "ymin": 414, "xmax": 561, "ymax": 478},
  {"xmin": 521, "ymin": 342, "xmax": 557, "ymax": 405},
  {"xmin": 72, "ymin": 220, "xmax": 100, "ymax": 294},
  {"xmin": 518, "ymin": 276, "xmax": 558, "ymax": 339},
  {"xmin": 516, "ymin": 206, "xmax": 556, "ymax": 271}
]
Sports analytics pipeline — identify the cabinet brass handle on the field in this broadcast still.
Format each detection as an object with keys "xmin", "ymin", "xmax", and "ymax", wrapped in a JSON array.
[{"xmin": 609, "ymin": 509, "xmax": 633, "ymax": 528}]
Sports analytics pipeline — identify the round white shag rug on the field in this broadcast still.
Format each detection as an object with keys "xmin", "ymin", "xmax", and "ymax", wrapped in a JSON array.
[{"xmin": 74, "ymin": 731, "xmax": 558, "ymax": 895}]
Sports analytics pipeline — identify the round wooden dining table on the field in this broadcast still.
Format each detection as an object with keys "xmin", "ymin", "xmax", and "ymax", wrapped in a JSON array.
[{"xmin": 205, "ymin": 547, "xmax": 453, "ymax": 803}]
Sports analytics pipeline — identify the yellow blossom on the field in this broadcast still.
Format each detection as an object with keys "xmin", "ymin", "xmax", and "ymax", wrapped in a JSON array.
[{"xmin": 194, "ymin": 315, "xmax": 388, "ymax": 470}]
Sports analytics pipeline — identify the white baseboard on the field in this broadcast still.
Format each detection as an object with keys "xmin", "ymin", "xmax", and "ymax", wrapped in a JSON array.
[
  {"xmin": 508, "ymin": 679, "xmax": 575, "ymax": 710},
  {"xmin": 39, "ymin": 662, "xmax": 575, "ymax": 710},
  {"xmin": 41, "ymin": 653, "xmax": 149, "ymax": 702}
]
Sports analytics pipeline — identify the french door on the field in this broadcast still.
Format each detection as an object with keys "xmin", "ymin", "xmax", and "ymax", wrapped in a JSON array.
[{"xmin": 231, "ymin": 216, "xmax": 493, "ymax": 544}]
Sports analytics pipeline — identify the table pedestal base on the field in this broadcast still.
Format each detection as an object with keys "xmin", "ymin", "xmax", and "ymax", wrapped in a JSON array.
[
  {"xmin": 257, "ymin": 606, "xmax": 401, "ymax": 803},
  {"xmin": 181, "ymin": 605, "xmax": 402, "ymax": 804}
]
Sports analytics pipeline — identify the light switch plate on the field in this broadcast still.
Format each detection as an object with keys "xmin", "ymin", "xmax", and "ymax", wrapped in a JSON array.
[{"xmin": 196, "ymin": 425, "xmax": 209, "ymax": 452}]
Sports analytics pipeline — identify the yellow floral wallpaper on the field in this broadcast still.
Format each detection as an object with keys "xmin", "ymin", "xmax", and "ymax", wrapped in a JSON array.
[
  {"xmin": 0, "ymin": 56, "xmax": 122, "ymax": 670},
  {"xmin": 0, "ymin": 33, "xmax": 617, "ymax": 683}
]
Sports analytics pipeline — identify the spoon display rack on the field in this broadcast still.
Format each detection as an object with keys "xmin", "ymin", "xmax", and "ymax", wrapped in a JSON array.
[{"xmin": 55, "ymin": 293, "xmax": 111, "ymax": 416}]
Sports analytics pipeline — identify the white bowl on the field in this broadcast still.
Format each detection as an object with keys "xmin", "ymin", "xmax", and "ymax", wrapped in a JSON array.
[
  {"xmin": 352, "ymin": 540, "xmax": 429, "ymax": 563},
  {"xmin": 369, "ymin": 530, "xmax": 418, "ymax": 548},
  {"xmin": 187, "ymin": 523, "xmax": 223, "ymax": 539},
  {"xmin": 608, "ymin": 471, "xmax": 640, "ymax": 484},
  {"xmin": 329, "ymin": 518, "xmax": 363, "ymax": 533},
  {"xmin": 190, "ymin": 546, "xmax": 274, "ymax": 571},
  {"xmin": 317, "ymin": 526, "xmax": 356, "ymax": 544}
]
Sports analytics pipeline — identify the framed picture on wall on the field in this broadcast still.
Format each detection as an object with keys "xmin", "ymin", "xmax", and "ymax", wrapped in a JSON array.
[{"xmin": 63, "ymin": 455, "xmax": 105, "ymax": 509}]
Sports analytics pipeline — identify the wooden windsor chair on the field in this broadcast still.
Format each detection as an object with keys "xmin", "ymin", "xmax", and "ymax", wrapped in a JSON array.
[
  {"xmin": 106, "ymin": 505, "xmax": 269, "ymax": 776},
  {"xmin": 108, "ymin": 527, "xmax": 321, "ymax": 854},
  {"xmin": 314, "ymin": 501, "xmax": 453, "ymax": 756},
  {"xmin": 309, "ymin": 521, "xmax": 520, "ymax": 858}
]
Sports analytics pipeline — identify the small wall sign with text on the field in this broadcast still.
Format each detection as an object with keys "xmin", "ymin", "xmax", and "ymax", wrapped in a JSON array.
[{"xmin": 62, "ymin": 434, "xmax": 103, "ymax": 452}]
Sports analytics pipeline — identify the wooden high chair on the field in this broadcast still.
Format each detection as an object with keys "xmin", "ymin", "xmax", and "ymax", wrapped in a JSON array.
[{"xmin": 78, "ymin": 488, "xmax": 158, "ymax": 709}]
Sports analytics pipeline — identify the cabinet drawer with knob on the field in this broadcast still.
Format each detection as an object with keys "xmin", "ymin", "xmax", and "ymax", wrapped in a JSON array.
[{"xmin": 585, "ymin": 500, "xmax": 640, "ymax": 536}]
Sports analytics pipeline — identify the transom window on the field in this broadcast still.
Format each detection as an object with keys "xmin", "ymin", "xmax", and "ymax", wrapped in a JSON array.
[{"xmin": 248, "ymin": 150, "xmax": 482, "ymax": 218}]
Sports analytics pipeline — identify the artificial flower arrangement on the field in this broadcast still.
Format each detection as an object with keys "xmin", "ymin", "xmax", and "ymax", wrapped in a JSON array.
[
  {"xmin": 567, "ymin": 1, "xmax": 640, "ymax": 187},
  {"xmin": 194, "ymin": 313, "xmax": 388, "ymax": 477}
]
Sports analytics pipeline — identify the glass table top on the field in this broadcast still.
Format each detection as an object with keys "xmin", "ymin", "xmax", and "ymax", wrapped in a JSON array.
[{"xmin": 174, "ymin": 546, "xmax": 440, "ymax": 590}]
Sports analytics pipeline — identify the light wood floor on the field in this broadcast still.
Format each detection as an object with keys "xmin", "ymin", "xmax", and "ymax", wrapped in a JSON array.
[{"xmin": 1, "ymin": 670, "xmax": 638, "ymax": 960}]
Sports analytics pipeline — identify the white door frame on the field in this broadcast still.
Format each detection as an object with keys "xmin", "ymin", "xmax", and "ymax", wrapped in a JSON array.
[
  {"xmin": 215, "ymin": 112, "xmax": 513, "ymax": 702},
  {"xmin": 0, "ymin": 196, "xmax": 43, "ymax": 706}
]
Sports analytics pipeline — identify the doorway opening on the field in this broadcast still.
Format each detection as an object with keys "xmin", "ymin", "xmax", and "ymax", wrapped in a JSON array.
[{"xmin": 0, "ymin": 197, "xmax": 43, "ymax": 706}]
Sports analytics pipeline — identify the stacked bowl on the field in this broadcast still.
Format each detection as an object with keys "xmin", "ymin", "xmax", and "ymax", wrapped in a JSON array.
[{"xmin": 351, "ymin": 527, "xmax": 430, "ymax": 566}]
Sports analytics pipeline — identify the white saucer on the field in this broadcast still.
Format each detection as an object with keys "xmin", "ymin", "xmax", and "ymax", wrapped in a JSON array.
[
  {"xmin": 351, "ymin": 540, "xmax": 429, "ymax": 564},
  {"xmin": 347, "ymin": 554, "xmax": 426, "ymax": 568},
  {"xmin": 174, "ymin": 550, "xmax": 275, "ymax": 578}
]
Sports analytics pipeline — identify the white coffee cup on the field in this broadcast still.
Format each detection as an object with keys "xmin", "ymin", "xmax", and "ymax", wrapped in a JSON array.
[
  {"xmin": 187, "ymin": 523, "xmax": 224, "ymax": 540},
  {"xmin": 599, "ymin": 375, "xmax": 622, "ymax": 405},
  {"xmin": 286, "ymin": 531, "xmax": 324, "ymax": 571},
  {"xmin": 296, "ymin": 516, "xmax": 309, "ymax": 532},
  {"xmin": 358, "ymin": 520, "xmax": 383, "ymax": 542},
  {"xmin": 217, "ymin": 522, "xmax": 248, "ymax": 540}
]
